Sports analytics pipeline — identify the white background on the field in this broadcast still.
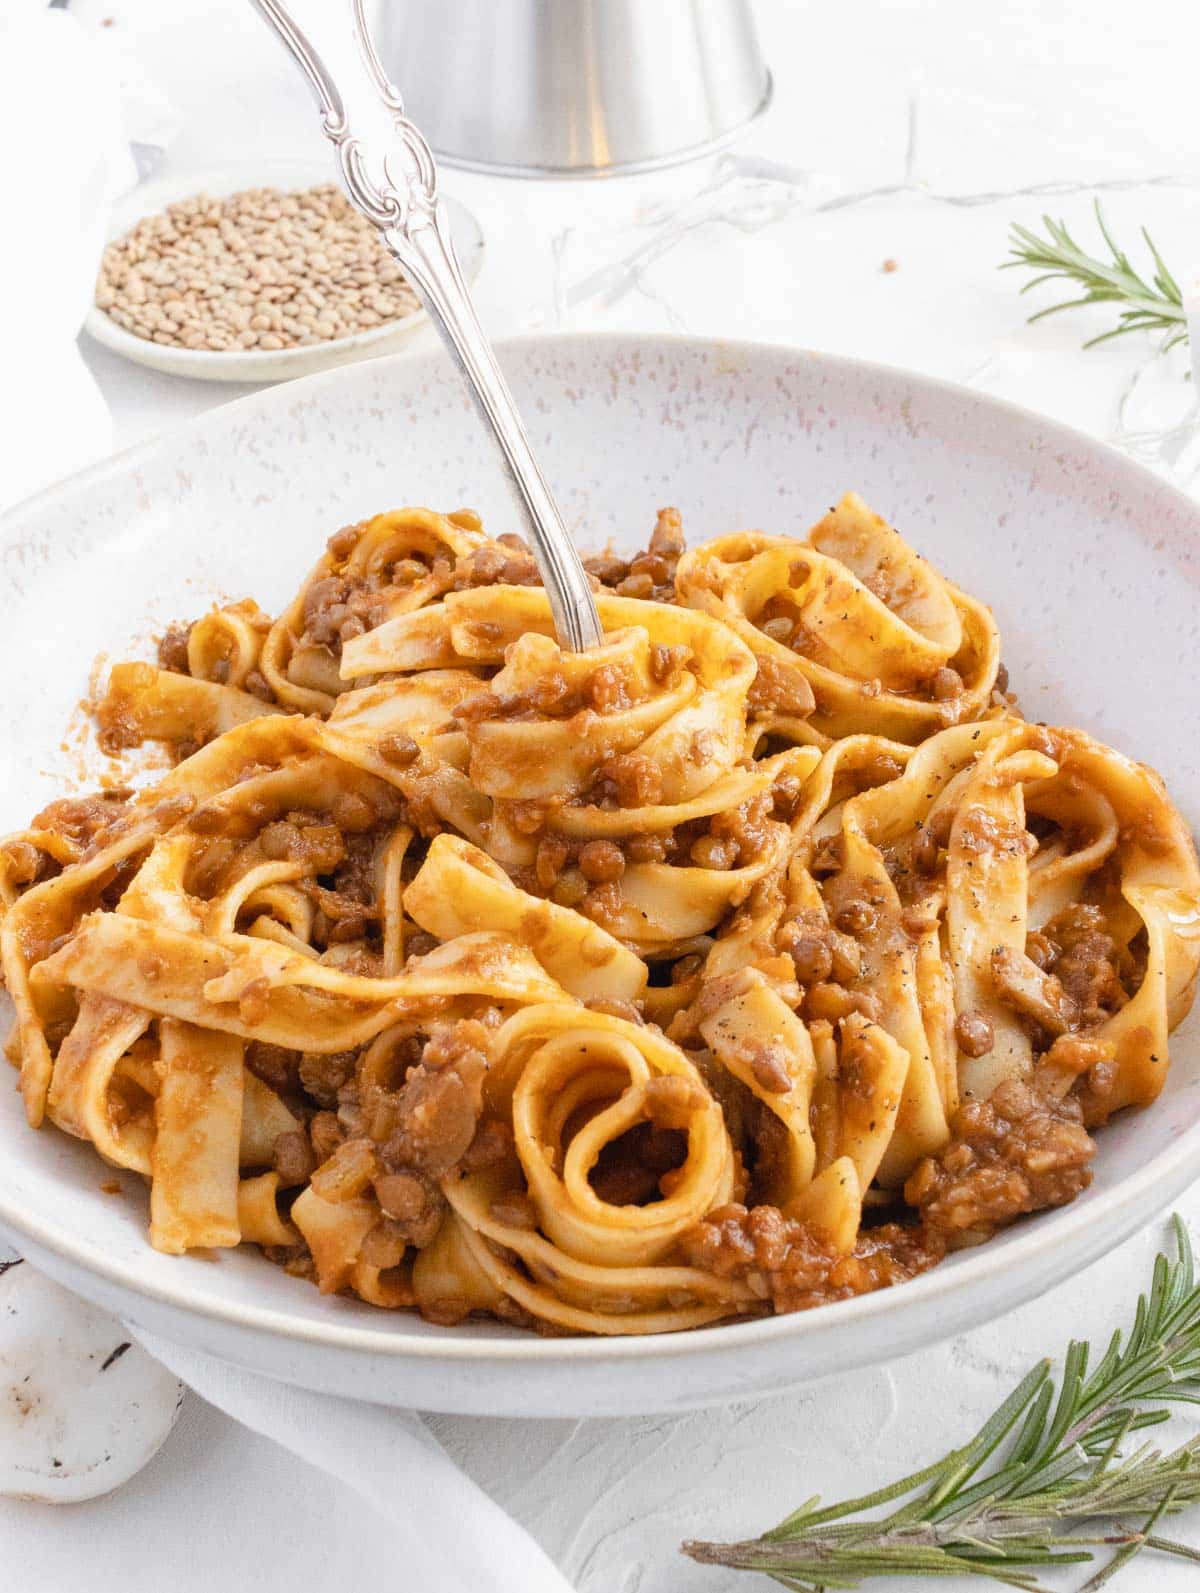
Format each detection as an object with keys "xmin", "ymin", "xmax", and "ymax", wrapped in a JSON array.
[{"xmin": 7, "ymin": 1, "xmax": 1200, "ymax": 1588}]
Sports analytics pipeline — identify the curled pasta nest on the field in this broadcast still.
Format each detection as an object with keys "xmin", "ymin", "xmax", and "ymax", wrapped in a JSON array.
[
  {"xmin": 676, "ymin": 492, "xmax": 1001, "ymax": 746},
  {"xmin": 3, "ymin": 496, "xmax": 1198, "ymax": 1336}
]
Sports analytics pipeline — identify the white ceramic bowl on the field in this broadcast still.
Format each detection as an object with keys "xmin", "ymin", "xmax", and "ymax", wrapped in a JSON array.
[
  {"xmin": 2, "ymin": 334, "xmax": 1199, "ymax": 1416},
  {"xmin": 83, "ymin": 160, "xmax": 485, "ymax": 383}
]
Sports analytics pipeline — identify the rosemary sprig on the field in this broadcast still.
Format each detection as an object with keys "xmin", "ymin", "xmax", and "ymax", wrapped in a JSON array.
[
  {"xmin": 1003, "ymin": 201, "xmax": 1188, "ymax": 350},
  {"xmin": 684, "ymin": 1216, "xmax": 1200, "ymax": 1590}
]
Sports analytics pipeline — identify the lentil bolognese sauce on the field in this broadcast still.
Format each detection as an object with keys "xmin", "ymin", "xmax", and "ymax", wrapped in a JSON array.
[{"xmin": 3, "ymin": 494, "xmax": 1198, "ymax": 1335}]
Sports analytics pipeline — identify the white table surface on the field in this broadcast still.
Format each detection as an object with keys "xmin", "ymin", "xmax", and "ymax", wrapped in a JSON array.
[{"xmin": 8, "ymin": 1, "xmax": 1200, "ymax": 1588}]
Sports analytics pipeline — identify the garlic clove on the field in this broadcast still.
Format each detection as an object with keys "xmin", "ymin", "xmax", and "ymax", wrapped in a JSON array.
[{"xmin": 0, "ymin": 1260, "xmax": 184, "ymax": 1502}]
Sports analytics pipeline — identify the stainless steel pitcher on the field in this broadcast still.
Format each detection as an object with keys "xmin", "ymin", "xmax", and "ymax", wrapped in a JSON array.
[{"xmin": 372, "ymin": 0, "xmax": 771, "ymax": 177}]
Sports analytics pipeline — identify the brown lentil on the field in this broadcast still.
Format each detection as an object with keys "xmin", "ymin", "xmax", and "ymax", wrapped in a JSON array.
[
  {"xmin": 577, "ymin": 840, "xmax": 626, "ymax": 883},
  {"xmin": 955, "ymin": 1009, "xmax": 995, "ymax": 1058},
  {"xmin": 378, "ymin": 732, "xmax": 420, "ymax": 766}
]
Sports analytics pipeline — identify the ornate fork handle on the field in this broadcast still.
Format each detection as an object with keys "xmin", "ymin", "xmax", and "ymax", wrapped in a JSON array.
[{"xmin": 250, "ymin": 0, "xmax": 603, "ymax": 652}]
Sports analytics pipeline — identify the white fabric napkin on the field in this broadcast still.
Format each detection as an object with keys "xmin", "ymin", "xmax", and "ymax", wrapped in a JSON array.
[
  {"xmin": 0, "ymin": 12, "xmax": 572, "ymax": 1589},
  {"xmin": 137, "ymin": 1332, "xmax": 573, "ymax": 1593}
]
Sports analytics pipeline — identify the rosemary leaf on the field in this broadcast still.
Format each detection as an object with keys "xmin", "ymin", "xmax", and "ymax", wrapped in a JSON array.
[
  {"xmin": 682, "ymin": 1216, "xmax": 1200, "ymax": 1590},
  {"xmin": 1002, "ymin": 201, "xmax": 1187, "ymax": 351}
]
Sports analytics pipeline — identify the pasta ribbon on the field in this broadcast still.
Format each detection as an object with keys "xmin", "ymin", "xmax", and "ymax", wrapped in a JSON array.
[
  {"xmin": 343, "ymin": 585, "xmax": 757, "ymax": 802},
  {"xmin": 33, "ymin": 917, "xmax": 564, "ymax": 1051},
  {"xmin": 260, "ymin": 507, "xmax": 492, "ymax": 713},
  {"xmin": 433, "ymin": 1004, "xmax": 749, "ymax": 1333},
  {"xmin": 403, "ymin": 834, "xmax": 647, "ymax": 1003},
  {"xmin": 149, "ymin": 1020, "xmax": 244, "ymax": 1254},
  {"xmin": 98, "ymin": 660, "xmax": 279, "ymax": 751},
  {"xmin": 676, "ymin": 493, "xmax": 1000, "ymax": 744}
]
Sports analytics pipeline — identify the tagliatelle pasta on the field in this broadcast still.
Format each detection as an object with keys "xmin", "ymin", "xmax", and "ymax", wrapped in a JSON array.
[
  {"xmin": 3, "ymin": 496, "xmax": 1199, "ymax": 1336},
  {"xmin": 676, "ymin": 493, "xmax": 1001, "ymax": 747}
]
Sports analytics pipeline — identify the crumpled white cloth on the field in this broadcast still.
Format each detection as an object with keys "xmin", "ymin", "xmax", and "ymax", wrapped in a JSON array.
[
  {"xmin": 137, "ymin": 1332, "xmax": 573, "ymax": 1593},
  {"xmin": 0, "ymin": 11, "xmax": 572, "ymax": 1590}
]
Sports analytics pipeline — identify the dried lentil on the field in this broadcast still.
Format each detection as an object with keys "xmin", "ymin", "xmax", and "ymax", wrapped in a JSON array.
[{"xmin": 96, "ymin": 184, "xmax": 420, "ymax": 353}]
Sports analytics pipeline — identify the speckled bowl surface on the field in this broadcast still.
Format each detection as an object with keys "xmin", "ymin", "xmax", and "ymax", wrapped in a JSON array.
[{"xmin": 1, "ymin": 333, "xmax": 1198, "ymax": 1416}]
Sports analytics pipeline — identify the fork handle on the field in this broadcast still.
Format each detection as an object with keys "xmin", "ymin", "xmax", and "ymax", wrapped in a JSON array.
[{"xmin": 249, "ymin": 0, "xmax": 603, "ymax": 652}]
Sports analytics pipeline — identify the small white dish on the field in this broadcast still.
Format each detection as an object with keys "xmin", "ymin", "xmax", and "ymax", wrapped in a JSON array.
[
  {"xmin": 2, "ymin": 333, "xmax": 1199, "ymax": 1416},
  {"xmin": 83, "ymin": 160, "xmax": 484, "ymax": 384}
]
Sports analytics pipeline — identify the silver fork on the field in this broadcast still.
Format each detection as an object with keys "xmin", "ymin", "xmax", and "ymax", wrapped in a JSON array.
[{"xmin": 250, "ymin": 0, "xmax": 603, "ymax": 653}]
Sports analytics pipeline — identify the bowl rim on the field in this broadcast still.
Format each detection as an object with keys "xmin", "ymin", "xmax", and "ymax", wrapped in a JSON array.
[
  {"xmin": 3, "ymin": 328, "xmax": 1199, "ymax": 1366},
  {"xmin": 82, "ymin": 159, "xmax": 484, "ymax": 375}
]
